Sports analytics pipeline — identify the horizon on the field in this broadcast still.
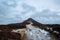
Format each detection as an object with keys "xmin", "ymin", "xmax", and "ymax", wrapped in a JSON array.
[{"xmin": 0, "ymin": 18, "xmax": 60, "ymax": 25}]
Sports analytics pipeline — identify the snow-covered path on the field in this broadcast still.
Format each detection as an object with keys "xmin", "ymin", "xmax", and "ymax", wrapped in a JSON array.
[{"xmin": 26, "ymin": 23, "xmax": 51, "ymax": 40}]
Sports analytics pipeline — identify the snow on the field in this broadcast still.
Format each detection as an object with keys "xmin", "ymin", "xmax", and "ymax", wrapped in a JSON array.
[
  {"xmin": 26, "ymin": 23, "xmax": 51, "ymax": 40},
  {"xmin": 11, "ymin": 22, "xmax": 51, "ymax": 40}
]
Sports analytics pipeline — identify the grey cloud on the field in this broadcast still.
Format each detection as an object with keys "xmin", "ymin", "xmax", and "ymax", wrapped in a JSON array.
[
  {"xmin": 54, "ymin": 0, "xmax": 60, "ymax": 5},
  {"xmin": 21, "ymin": 3, "xmax": 35, "ymax": 14},
  {"xmin": 0, "ymin": 0, "xmax": 36, "ymax": 24},
  {"xmin": 35, "ymin": 9, "xmax": 60, "ymax": 17},
  {"xmin": 31, "ymin": 9, "xmax": 60, "ymax": 24},
  {"xmin": 1, "ymin": 0, "xmax": 17, "ymax": 7}
]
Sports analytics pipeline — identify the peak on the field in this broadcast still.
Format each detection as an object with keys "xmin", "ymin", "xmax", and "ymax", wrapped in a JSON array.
[
  {"xmin": 27, "ymin": 18, "xmax": 34, "ymax": 20},
  {"xmin": 22, "ymin": 18, "xmax": 43, "ymax": 26},
  {"xmin": 25, "ymin": 18, "xmax": 36, "ymax": 22},
  {"xmin": 23, "ymin": 18, "xmax": 36, "ymax": 23}
]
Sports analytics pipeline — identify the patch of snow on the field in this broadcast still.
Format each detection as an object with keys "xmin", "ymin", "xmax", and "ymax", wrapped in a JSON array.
[
  {"xmin": 26, "ymin": 23, "xmax": 51, "ymax": 40},
  {"xmin": 11, "ymin": 28, "xmax": 26, "ymax": 33}
]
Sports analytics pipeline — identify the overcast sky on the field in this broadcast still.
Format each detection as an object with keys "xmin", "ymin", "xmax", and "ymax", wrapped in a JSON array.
[{"xmin": 0, "ymin": 0, "xmax": 60, "ymax": 24}]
